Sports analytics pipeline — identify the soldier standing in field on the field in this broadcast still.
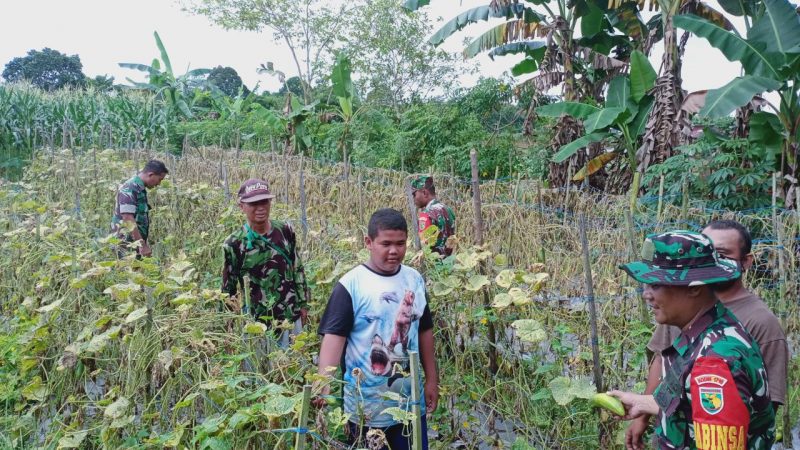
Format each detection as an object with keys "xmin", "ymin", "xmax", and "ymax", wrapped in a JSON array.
[
  {"xmin": 626, "ymin": 220, "xmax": 788, "ymax": 449},
  {"xmin": 221, "ymin": 178, "xmax": 310, "ymax": 346},
  {"xmin": 411, "ymin": 175, "xmax": 455, "ymax": 256},
  {"xmin": 610, "ymin": 231, "xmax": 774, "ymax": 450},
  {"xmin": 111, "ymin": 159, "xmax": 168, "ymax": 257}
]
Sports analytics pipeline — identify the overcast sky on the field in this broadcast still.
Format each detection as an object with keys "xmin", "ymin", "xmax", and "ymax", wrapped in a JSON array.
[{"xmin": 0, "ymin": 0, "xmax": 746, "ymax": 96}]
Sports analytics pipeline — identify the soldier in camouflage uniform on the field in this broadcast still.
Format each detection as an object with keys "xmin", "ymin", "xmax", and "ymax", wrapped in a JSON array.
[
  {"xmin": 411, "ymin": 175, "xmax": 455, "ymax": 256},
  {"xmin": 221, "ymin": 179, "xmax": 310, "ymax": 344},
  {"xmin": 110, "ymin": 160, "xmax": 169, "ymax": 257},
  {"xmin": 609, "ymin": 231, "xmax": 774, "ymax": 450}
]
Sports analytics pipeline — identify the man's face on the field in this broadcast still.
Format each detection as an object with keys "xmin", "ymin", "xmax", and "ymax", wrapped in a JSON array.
[
  {"xmin": 412, "ymin": 188, "xmax": 429, "ymax": 208},
  {"xmin": 703, "ymin": 227, "xmax": 751, "ymax": 271},
  {"xmin": 643, "ymin": 283, "xmax": 694, "ymax": 326},
  {"xmin": 143, "ymin": 172, "xmax": 167, "ymax": 189},
  {"xmin": 239, "ymin": 199, "xmax": 271, "ymax": 227},
  {"xmin": 365, "ymin": 228, "xmax": 408, "ymax": 274}
]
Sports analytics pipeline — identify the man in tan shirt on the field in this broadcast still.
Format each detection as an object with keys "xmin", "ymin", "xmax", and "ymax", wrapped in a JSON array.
[{"xmin": 625, "ymin": 220, "xmax": 789, "ymax": 450}]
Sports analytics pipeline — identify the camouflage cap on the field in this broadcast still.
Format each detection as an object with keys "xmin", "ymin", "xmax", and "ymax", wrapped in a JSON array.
[
  {"xmin": 237, "ymin": 179, "xmax": 276, "ymax": 203},
  {"xmin": 410, "ymin": 175, "xmax": 434, "ymax": 191},
  {"xmin": 620, "ymin": 230, "xmax": 740, "ymax": 286}
]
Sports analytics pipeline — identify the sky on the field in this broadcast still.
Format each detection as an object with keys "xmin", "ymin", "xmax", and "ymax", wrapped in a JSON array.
[{"xmin": 0, "ymin": 0, "xmax": 747, "ymax": 97}]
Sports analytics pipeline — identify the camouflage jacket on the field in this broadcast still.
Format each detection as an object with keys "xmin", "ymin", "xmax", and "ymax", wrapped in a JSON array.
[
  {"xmin": 418, "ymin": 199, "xmax": 455, "ymax": 255},
  {"xmin": 221, "ymin": 221, "xmax": 310, "ymax": 323},
  {"xmin": 654, "ymin": 302, "xmax": 774, "ymax": 450},
  {"xmin": 111, "ymin": 175, "xmax": 150, "ymax": 241}
]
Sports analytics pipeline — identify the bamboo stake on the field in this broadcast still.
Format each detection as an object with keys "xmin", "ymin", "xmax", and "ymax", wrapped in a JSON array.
[
  {"xmin": 624, "ymin": 208, "xmax": 648, "ymax": 324},
  {"xmin": 357, "ymin": 171, "xmax": 364, "ymax": 224},
  {"xmin": 409, "ymin": 351, "xmax": 423, "ymax": 450},
  {"xmin": 656, "ymin": 174, "xmax": 665, "ymax": 222},
  {"xmin": 470, "ymin": 150, "xmax": 498, "ymax": 375},
  {"xmin": 579, "ymin": 213, "xmax": 604, "ymax": 392},
  {"xmin": 405, "ymin": 178, "xmax": 422, "ymax": 251},
  {"xmin": 300, "ymin": 157, "xmax": 308, "ymax": 241},
  {"xmin": 294, "ymin": 385, "xmax": 312, "ymax": 450},
  {"xmin": 772, "ymin": 173, "xmax": 792, "ymax": 449},
  {"xmin": 491, "ymin": 165, "xmax": 500, "ymax": 202},
  {"xmin": 680, "ymin": 177, "xmax": 690, "ymax": 223}
]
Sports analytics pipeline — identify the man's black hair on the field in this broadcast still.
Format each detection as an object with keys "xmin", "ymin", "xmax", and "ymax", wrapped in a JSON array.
[
  {"xmin": 368, "ymin": 208, "xmax": 407, "ymax": 239},
  {"xmin": 142, "ymin": 159, "xmax": 169, "ymax": 175},
  {"xmin": 705, "ymin": 219, "xmax": 752, "ymax": 256}
]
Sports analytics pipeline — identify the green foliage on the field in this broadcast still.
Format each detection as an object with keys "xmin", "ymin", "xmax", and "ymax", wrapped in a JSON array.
[
  {"xmin": 644, "ymin": 119, "xmax": 776, "ymax": 210},
  {"xmin": 2, "ymin": 48, "xmax": 87, "ymax": 91},
  {"xmin": 277, "ymin": 76, "xmax": 305, "ymax": 98},
  {"xmin": 87, "ymin": 75, "xmax": 115, "ymax": 92},
  {"xmin": 207, "ymin": 66, "xmax": 249, "ymax": 98}
]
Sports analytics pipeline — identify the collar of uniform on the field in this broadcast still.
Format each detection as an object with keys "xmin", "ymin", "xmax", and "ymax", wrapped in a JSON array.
[
  {"xmin": 671, "ymin": 302, "xmax": 724, "ymax": 356},
  {"xmin": 132, "ymin": 175, "xmax": 145, "ymax": 187},
  {"xmin": 243, "ymin": 222, "xmax": 272, "ymax": 250},
  {"xmin": 425, "ymin": 198, "xmax": 439, "ymax": 209}
]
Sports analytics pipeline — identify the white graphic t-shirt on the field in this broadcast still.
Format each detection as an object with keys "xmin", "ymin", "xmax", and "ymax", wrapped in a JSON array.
[{"xmin": 318, "ymin": 264, "xmax": 433, "ymax": 427}]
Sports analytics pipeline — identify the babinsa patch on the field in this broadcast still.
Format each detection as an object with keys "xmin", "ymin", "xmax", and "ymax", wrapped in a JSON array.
[{"xmin": 696, "ymin": 374, "xmax": 727, "ymax": 415}]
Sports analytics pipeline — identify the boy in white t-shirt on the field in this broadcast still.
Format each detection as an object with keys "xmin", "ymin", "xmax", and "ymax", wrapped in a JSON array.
[{"xmin": 316, "ymin": 208, "xmax": 439, "ymax": 450}]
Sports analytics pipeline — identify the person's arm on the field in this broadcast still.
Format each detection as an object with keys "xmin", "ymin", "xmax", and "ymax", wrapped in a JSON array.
[
  {"xmin": 313, "ymin": 282, "xmax": 354, "ymax": 407},
  {"xmin": 607, "ymin": 391, "xmax": 660, "ymax": 419},
  {"xmin": 287, "ymin": 224, "xmax": 310, "ymax": 322},
  {"xmin": 625, "ymin": 354, "xmax": 662, "ymax": 450},
  {"xmin": 419, "ymin": 327, "xmax": 439, "ymax": 414},
  {"xmin": 313, "ymin": 334, "xmax": 346, "ymax": 407},
  {"xmin": 221, "ymin": 242, "xmax": 242, "ymax": 311},
  {"xmin": 120, "ymin": 214, "xmax": 150, "ymax": 256}
]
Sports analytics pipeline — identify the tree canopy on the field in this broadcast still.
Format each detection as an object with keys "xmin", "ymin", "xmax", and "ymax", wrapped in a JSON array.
[
  {"xmin": 2, "ymin": 48, "xmax": 86, "ymax": 91},
  {"xmin": 207, "ymin": 66, "xmax": 249, "ymax": 97}
]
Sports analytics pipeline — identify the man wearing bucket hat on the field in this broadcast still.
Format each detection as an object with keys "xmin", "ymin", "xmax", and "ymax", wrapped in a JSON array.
[
  {"xmin": 627, "ymin": 221, "xmax": 788, "ymax": 449},
  {"xmin": 411, "ymin": 175, "xmax": 455, "ymax": 256},
  {"xmin": 608, "ymin": 231, "xmax": 774, "ymax": 450},
  {"xmin": 221, "ymin": 179, "xmax": 310, "ymax": 345}
]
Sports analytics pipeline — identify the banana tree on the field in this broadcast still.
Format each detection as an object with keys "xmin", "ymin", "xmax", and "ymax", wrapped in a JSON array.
[
  {"xmin": 119, "ymin": 32, "xmax": 210, "ymax": 120},
  {"xmin": 330, "ymin": 52, "xmax": 363, "ymax": 179},
  {"xmin": 405, "ymin": 0, "xmax": 643, "ymax": 188},
  {"xmin": 536, "ymin": 50, "xmax": 656, "ymax": 195},
  {"xmin": 674, "ymin": 0, "xmax": 800, "ymax": 205}
]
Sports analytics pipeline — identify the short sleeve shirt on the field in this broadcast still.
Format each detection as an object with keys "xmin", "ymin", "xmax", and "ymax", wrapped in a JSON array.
[
  {"xmin": 653, "ymin": 302, "xmax": 774, "ymax": 449},
  {"xmin": 418, "ymin": 199, "xmax": 455, "ymax": 255},
  {"xmin": 111, "ymin": 175, "xmax": 150, "ymax": 241},
  {"xmin": 221, "ymin": 221, "xmax": 310, "ymax": 323},
  {"xmin": 648, "ymin": 291, "xmax": 788, "ymax": 405},
  {"xmin": 318, "ymin": 264, "xmax": 433, "ymax": 428}
]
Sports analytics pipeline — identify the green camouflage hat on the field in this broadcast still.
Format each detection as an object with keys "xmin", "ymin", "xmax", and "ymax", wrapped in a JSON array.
[
  {"xmin": 411, "ymin": 175, "xmax": 434, "ymax": 191},
  {"xmin": 620, "ymin": 230, "xmax": 740, "ymax": 286}
]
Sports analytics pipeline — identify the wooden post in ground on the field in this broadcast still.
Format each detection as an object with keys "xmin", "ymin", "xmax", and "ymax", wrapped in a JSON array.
[
  {"xmin": 470, "ymin": 150, "xmax": 498, "ymax": 375},
  {"xmin": 491, "ymin": 165, "xmax": 499, "ymax": 202},
  {"xmin": 656, "ymin": 174, "xmax": 665, "ymax": 222},
  {"xmin": 624, "ymin": 208, "xmax": 648, "ymax": 324},
  {"xmin": 299, "ymin": 157, "xmax": 308, "ymax": 241},
  {"xmin": 579, "ymin": 214, "xmax": 603, "ymax": 391},
  {"xmin": 579, "ymin": 213, "xmax": 608, "ymax": 448},
  {"xmin": 284, "ymin": 153, "xmax": 290, "ymax": 204},
  {"xmin": 680, "ymin": 177, "xmax": 690, "ymax": 223},
  {"xmin": 358, "ymin": 171, "xmax": 365, "ymax": 224},
  {"xmin": 222, "ymin": 163, "xmax": 230, "ymax": 201},
  {"xmin": 294, "ymin": 385, "xmax": 312, "ymax": 450},
  {"xmin": 405, "ymin": 178, "xmax": 421, "ymax": 251},
  {"xmin": 772, "ymin": 173, "xmax": 792, "ymax": 449},
  {"xmin": 409, "ymin": 351, "xmax": 423, "ymax": 450}
]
